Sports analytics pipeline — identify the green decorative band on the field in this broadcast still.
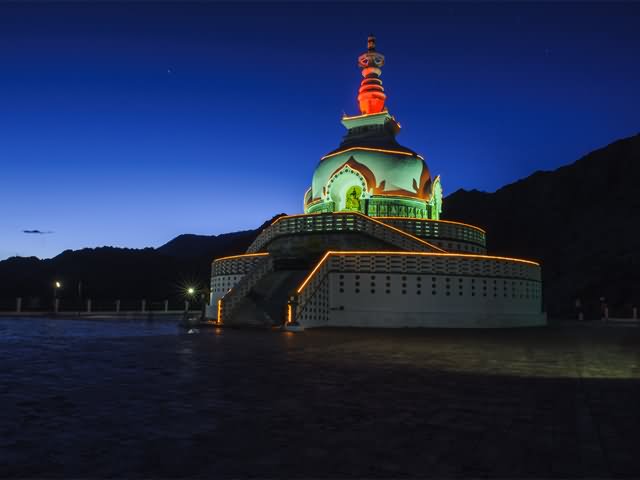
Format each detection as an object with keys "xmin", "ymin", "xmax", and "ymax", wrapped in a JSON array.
[
  {"xmin": 366, "ymin": 196, "xmax": 431, "ymax": 219},
  {"xmin": 305, "ymin": 195, "xmax": 435, "ymax": 219}
]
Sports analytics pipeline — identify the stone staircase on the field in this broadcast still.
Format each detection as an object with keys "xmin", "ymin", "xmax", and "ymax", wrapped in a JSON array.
[{"xmin": 224, "ymin": 269, "xmax": 310, "ymax": 327}]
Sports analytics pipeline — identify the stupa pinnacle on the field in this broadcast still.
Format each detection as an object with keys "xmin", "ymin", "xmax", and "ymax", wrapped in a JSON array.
[{"xmin": 357, "ymin": 35, "xmax": 387, "ymax": 115}]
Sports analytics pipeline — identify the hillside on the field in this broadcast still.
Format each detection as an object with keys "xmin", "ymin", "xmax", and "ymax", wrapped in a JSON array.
[
  {"xmin": 0, "ymin": 215, "xmax": 284, "ymax": 308},
  {"xmin": 443, "ymin": 133, "xmax": 640, "ymax": 317}
]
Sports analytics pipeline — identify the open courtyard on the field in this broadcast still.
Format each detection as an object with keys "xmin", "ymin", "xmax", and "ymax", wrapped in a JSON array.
[{"xmin": 1, "ymin": 317, "xmax": 639, "ymax": 478}]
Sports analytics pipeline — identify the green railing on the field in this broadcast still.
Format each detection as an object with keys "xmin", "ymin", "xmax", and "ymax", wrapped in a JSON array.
[{"xmin": 247, "ymin": 212, "xmax": 443, "ymax": 255}]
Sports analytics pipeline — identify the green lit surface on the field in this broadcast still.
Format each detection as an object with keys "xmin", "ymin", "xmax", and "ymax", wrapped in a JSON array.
[{"xmin": 307, "ymin": 195, "xmax": 434, "ymax": 218}]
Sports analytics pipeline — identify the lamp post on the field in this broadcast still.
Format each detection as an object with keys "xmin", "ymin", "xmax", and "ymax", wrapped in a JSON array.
[
  {"xmin": 199, "ymin": 288, "xmax": 209, "ymax": 321},
  {"xmin": 53, "ymin": 281, "xmax": 62, "ymax": 314},
  {"xmin": 185, "ymin": 287, "xmax": 195, "ymax": 313}
]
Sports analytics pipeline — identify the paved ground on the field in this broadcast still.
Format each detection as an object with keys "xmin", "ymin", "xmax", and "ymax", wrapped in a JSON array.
[{"xmin": 1, "ymin": 318, "xmax": 640, "ymax": 478}]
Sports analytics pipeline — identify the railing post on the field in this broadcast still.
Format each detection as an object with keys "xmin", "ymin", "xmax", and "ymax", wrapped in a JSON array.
[
  {"xmin": 164, "ymin": 299, "xmax": 169, "ymax": 312},
  {"xmin": 115, "ymin": 299, "xmax": 120, "ymax": 313},
  {"xmin": 54, "ymin": 298, "xmax": 59, "ymax": 314},
  {"xmin": 216, "ymin": 299, "xmax": 222, "ymax": 325},
  {"xmin": 604, "ymin": 306, "xmax": 609, "ymax": 322},
  {"xmin": 633, "ymin": 307, "xmax": 638, "ymax": 321},
  {"xmin": 286, "ymin": 295, "xmax": 299, "ymax": 326},
  {"xmin": 184, "ymin": 300, "xmax": 190, "ymax": 312},
  {"xmin": 16, "ymin": 297, "xmax": 22, "ymax": 313},
  {"xmin": 141, "ymin": 299, "xmax": 146, "ymax": 313},
  {"xmin": 86, "ymin": 299, "xmax": 92, "ymax": 313}
]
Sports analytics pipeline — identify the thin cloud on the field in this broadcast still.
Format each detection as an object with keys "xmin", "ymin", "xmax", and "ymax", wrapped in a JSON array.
[{"xmin": 23, "ymin": 229, "xmax": 54, "ymax": 235}]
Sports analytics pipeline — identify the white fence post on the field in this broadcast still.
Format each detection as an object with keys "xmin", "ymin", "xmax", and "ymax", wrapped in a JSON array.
[
  {"xmin": 115, "ymin": 299, "xmax": 120, "ymax": 313},
  {"xmin": 141, "ymin": 299, "xmax": 146, "ymax": 312},
  {"xmin": 184, "ymin": 300, "xmax": 190, "ymax": 312},
  {"xmin": 164, "ymin": 299, "xmax": 169, "ymax": 312},
  {"xmin": 86, "ymin": 299, "xmax": 92, "ymax": 313},
  {"xmin": 16, "ymin": 297, "xmax": 22, "ymax": 313},
  {"xmin": 633, "ymin": 307, "xmax": 638, "ymax": 320},
  {"xmin": 604, "ymin": 306, "xmax": 609, "ymax": 322},
  {"xmin": 54, "ymin": 298, "xmax": 59, "ymax": 314}
]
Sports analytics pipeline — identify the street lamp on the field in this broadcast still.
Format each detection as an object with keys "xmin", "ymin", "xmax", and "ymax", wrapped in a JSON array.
[
  {"xmin": 185, "ymin": 287, "xmax": 196, "ymax": 313},
  {"xmin": 53, "ymin": 281, "xmax": 62, "ymax": 314}
]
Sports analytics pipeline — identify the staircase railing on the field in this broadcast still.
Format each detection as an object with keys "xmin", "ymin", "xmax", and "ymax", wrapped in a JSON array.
[
  {"xmin": 218, "ymin": 255, "xmax": 274, "ymax": 325},
  {"xmin": 247, "ymin": 212, "xmax": 444, "ymax": 254},
  {"xmin": 288, "ymin": 251, "xmax": 333, "ymax": 325}
]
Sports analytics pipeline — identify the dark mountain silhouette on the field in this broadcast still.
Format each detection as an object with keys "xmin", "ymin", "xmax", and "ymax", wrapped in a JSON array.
[
  {"xmin": 443, "ymin": 133, "xmax": 640, "ymax": 317},
  {"xmin": 1, "ymin": 134, "xmax": 638, "ymax": 316},
  {"xmin": 0, "ymin": 215, "xmax": 285, "ymax": 309}
]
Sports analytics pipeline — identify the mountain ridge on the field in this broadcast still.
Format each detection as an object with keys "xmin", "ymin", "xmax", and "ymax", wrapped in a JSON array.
[
  {"xmin": 2, "ymin": 134, "xmax": 639, "ymax": 315},
  {"xmin": 443, "ymin": 132, "xmax": 640, "ymax": 316}
]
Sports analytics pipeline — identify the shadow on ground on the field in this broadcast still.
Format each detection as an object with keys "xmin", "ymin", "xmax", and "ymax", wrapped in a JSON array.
[{"xmin": 1, "ymin": 321, "xmax": 640, "ymax": 478}]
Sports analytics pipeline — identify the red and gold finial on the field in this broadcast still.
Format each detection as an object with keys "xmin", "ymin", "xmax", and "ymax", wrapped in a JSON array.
[{"xmin": 357, "ymin": 35, "xmax": 386, "ymax": 115}]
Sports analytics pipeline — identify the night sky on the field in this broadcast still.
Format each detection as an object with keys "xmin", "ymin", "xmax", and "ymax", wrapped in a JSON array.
[{"xmin": 1, "ymin": 2, "xmax": 639, "ymax": 260}]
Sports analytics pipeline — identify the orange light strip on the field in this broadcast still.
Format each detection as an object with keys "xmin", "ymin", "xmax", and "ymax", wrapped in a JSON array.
[
  {"xmin": 213, "ymin": 252, "xmax": 269, "ymax": 263},
  {"xmin": 374, "ymin": 216, "xmax": 487, "ymax": 234},
  {"xmin": 351, "ymin": 212, "xmax": 445, "ymax": 252},
  {"xmin": 216, "ymin": 299, "xmax": 222, "ymax": 325},
  {"xmin": 297, "ymin": 251, "xmax": 332, "ymax": 293},
  {"xmin": 341, "ymin": 112, "xmax": 389, "ymax": 121},
  {"xmin": 367, "ymin": 192, "xmax": 432, "ymax": 202},
  {"xmin": 321, "ymin": 147, "xmax": 423, "ymax": 161},
  {"xmin": 286, "ymin": 303, "xmax": 292, "ymax": 324},
  {"xmin": 296, "ymin": 250, "xmax": 540, "ymax": 294},
  {"xmin": 270, "ymin": 212, "xmax": 319, "ymax": 224},
  {"xmin": 303, "ymin": 187, "xmax": 312, "ymax": 207}
]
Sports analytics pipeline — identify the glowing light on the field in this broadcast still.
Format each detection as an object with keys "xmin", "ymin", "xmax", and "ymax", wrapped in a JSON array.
[
  {"xmin": 217, "ymin": 299, "xmax": 222, "ymax": 325},
  {"xmin": 321, "ymin": 147, "xmax": 423, "ymax": 161},
  {"xmin": 303, "ymin": 187, "xmax": 312, "ymax": 208},
  {"xmin": 287, "ymin": 304, "xmax": 292, "ymax": 324},
  {"xmin": 350, "ymin": 212, "xmax": 445, "ymax": 252},
  {"xmin": 341, "ymin": 111, "xmax": 390, "ymax": 121},
  {"xmin": 54, "ymin": 281, "xmax": 61, "ymax": 289},
  {"xmin": 366, "ymin": 193, "xmax": 432, "ymax": 202},
  {"xmin": 213, "ymin": 252, "xmax": 269, "ymax": 263},
  {"xmin": 296, "ymin": 251, "xmax": 332, "ymax": 293},
  {"xmin": 296, "ymin": 250, "xmax": 541, "ymax": 294},
  {"xmin": 187, "ymin": 287, "xmax": 195, "ymax": 295}
]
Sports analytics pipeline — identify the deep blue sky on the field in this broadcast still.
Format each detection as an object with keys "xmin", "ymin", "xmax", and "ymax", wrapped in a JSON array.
[{"xmin": 1, "ymin": 2, "xmax": 639, "ymax": 260}]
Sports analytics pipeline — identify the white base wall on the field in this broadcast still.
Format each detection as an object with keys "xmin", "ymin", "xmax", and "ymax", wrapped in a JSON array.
[
  {"xmin": 296, "ymin": 269, "xmax": 545, "ymax": 329},
  {"xmin": 301, "ymin": 310, "xmax": 547, "ymax": 328},
  {"xmin": 204, "ymin": 304, "xmax": 217, "ymax": 320},
  {"xmin": 210, "ymin": 273, "xmax": 246, "ymax": 308}
]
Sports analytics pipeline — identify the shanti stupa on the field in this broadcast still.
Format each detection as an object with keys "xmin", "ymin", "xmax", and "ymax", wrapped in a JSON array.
[{"xmin": 206, "ymin": 36, "xmax": 545, "ymax": 329}]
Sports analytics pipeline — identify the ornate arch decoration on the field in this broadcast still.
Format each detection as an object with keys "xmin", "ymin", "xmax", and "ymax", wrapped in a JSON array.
[
  {"xmin": 325, "ymin": 164, "xmax": 369, "ymax": 200},
  {"xmin": 327, "ymin": 156, "xmax": 377, "ymax": 195}
]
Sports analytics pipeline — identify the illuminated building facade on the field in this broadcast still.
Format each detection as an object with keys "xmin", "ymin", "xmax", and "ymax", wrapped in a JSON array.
[
  {"xmin": 305, "ymin": 36, "xmax": 441, "ymax": 220},
  {"xmin": 207, "ymin": 37, "xmax": 545, "ymax": 328}
]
